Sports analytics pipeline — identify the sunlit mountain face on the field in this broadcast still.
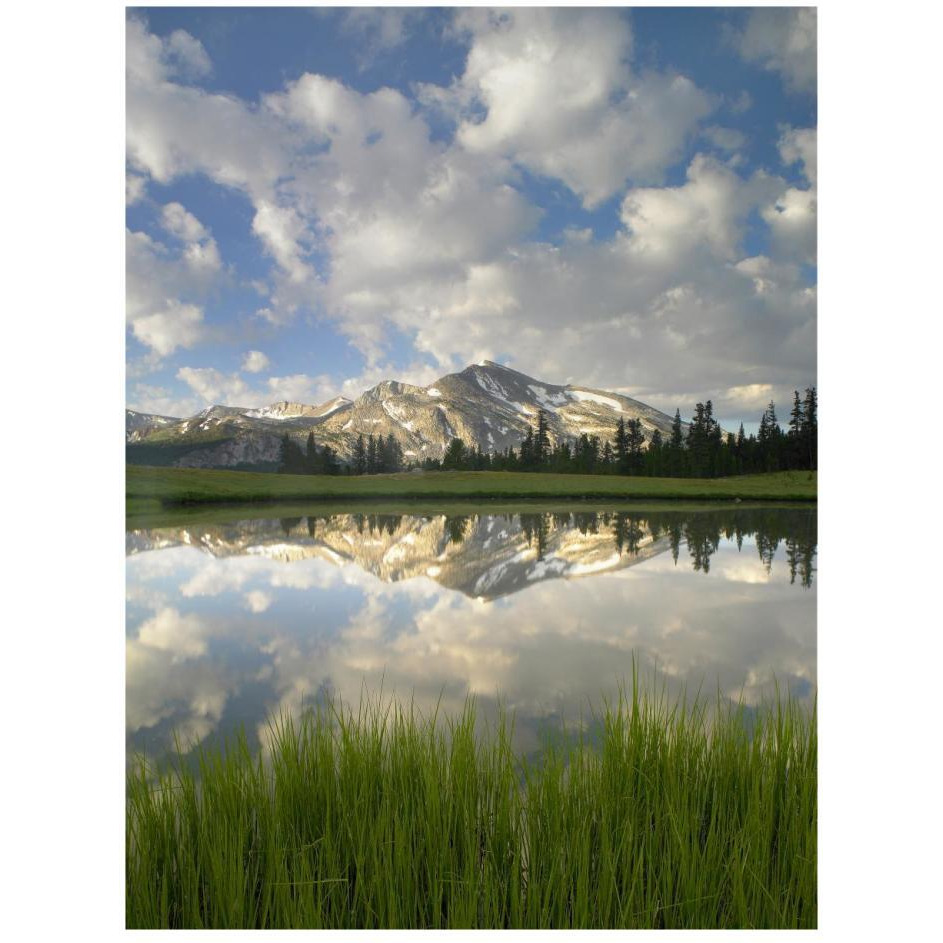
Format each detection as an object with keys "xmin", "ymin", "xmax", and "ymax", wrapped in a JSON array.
[
  {"xmin": 126, "ymin": 507, "xmax": 816, "ymax": 764},
  {"xmin": 125, "ymin": 361, "xmax": 684, "ymax": 469}
]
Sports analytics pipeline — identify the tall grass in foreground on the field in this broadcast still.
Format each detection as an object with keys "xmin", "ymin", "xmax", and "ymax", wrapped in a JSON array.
[{"xmin": 126, "ymin": 686, "xmax": 816, "ymax": 929}]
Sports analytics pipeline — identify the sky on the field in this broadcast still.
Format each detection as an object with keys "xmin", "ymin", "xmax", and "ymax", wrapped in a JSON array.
[{"xmin": 126, "ymin": 5, "xmax": 817, "ymax": 432}]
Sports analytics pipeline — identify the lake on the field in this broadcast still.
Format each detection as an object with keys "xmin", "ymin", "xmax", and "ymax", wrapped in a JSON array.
[{"xmin": 126, "ymin": 505, "xmax": 816, "ymax": 764}]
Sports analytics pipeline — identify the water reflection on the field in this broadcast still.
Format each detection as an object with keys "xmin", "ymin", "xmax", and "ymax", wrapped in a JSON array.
[{"xmin": 126, "ymin": 507, "xmax": 816, "ymax": 764}]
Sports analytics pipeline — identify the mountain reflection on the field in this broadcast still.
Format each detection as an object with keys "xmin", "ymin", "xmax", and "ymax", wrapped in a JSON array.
[
  {"xmin": 126, "ymin": 506, "xmax": 816, "ymax": 766},
  {"xmin": 127, "ymin": 507, "xmax": 817, "ymax": 598}
]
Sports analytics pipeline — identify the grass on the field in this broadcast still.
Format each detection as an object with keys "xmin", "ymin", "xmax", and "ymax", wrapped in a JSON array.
[
  {"xmin": 127, "ymin": 465, "xmax": 816, "ymax": 522},
  {"xmin": 127, "ymin": 683, "xmax": 816, "ymax": 929}
]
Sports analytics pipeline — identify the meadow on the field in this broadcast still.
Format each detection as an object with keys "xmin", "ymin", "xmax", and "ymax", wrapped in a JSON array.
[
  {"xmin": 127, "ymin": 465, "xmax": 816, "ymax": 523},
  {"xmin": 127, "ymin": 684, "xmax": 816, "ymax": 929}
]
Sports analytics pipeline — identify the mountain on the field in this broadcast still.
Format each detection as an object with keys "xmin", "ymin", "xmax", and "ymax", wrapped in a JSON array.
[
  {"xmin": 125, "ymin": 408, "xmax": 179, "ymax": 442},
  {"xmin": 127, "ymin": 511, "xmax": 671, "ymax": 601},
  {"xmin": 126, "ymin": 361, "xmax": 679, "ymax": 469}
]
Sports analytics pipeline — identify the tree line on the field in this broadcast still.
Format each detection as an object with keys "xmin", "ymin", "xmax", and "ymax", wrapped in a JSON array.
[
  {"xmin": 422, "ymin": 387, "xmax": 817, "ymax": 478},
  {"xmin": 279, "ymin": 388, "xmax": 816, "ymax": 479},
  {"xmin": 274, "ymin": 507, "xmax": 817, "ymax": 587},
  {"xmin": 279, "ymin": 431, "xmax": 404, "ymax": 475}
]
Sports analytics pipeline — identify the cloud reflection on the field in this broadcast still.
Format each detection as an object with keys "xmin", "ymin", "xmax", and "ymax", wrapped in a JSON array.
[{"xmin": 126, "ymin": 508, "xmax": 816, "ymax": 761}]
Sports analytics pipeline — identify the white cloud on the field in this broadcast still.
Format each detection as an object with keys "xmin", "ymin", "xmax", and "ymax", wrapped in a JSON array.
[
  {"xmin": 441, "ymin": 8, "xmax": 712, "ymax": 207},
  {"xmin": 126, "ymin": 16, "xmax": 212, "ymax": 85},
  {"xmin": 703, "ymin": 125, "xmax": 747, "ymax": 153},
  {"xmin": 136, "ymin": 607, "xmax": 211, "ymax": 660},
  {"xmin": 160, "ymin": 201, "xmax": 208, "ymax": 242},
  {"xmin": 761, "ymin": 187, "xmax": 817, "ymax": 264},
  {"xmin": 340, "ymin": 8, "xmax": 420, "ymax": 69},
  {"xmin": 737, "ymin": 8, "xmax": 817, "ymax": 94},
  {"xmin": 241, "ymin": 350, "xmax": 270, "ymax": 374},
  {"xmin": 126, "ymin": 201, "xmax": 222, "ymax": 359},
  {"xmin": 761, "ymin": 128, "xmax": 817, "ymax": 264},
  {"xmin": 244, "ymin": 590, "xmax": 273, "ymax": 614},
  {"xmin": 264, "ymin": 373, "xmax": 326, "ymax": 404},
  {"xmin": 165, "ymin": 28, "xmax": 212, "ymax": 79},
  {"xmin": 620, "ymin": 154, "xmax": 781, "ymax": 260},
  {"xmin": 126, "ymin": 172, "xmax": 147, "ymax": 205},
  {"xmin": 131, "ymin": 301, "xmax": 205, "ymax": 358},
  {"xmin": 778, "ymin": 126, "xmax": 817, "ymax": 186},
  {"xmin": 124, "ymin": 17, "xmax": 816, "ymax": 420},
  {"xmin": 176, "ymin": 366, "xmax": 252, "ymax": 406}
]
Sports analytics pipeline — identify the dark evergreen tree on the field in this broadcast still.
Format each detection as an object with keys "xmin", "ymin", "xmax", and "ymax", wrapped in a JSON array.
[
  {"xmin": 277, "ymin": 434, "xmax": 306, "ymax": 474},
  {"xmin": 626, "ymin": 418, "xmax": 645, "ymax": 474},
  {"xmin": 535, "ymin": 409, "xmax": 550, "ymax": 468},
  {"xmin": 802, "ymin": 386, "xmax": 817, "ymax": 470},
  {"xmin": 442, "ymin": 437, "xmax": 467, "ymax": 470},
  {"xmin": 353, "ymin": 434, "xmax": 366, "ymax": 475},
  {"xmin": 614, "ymin": 417, "xmax": 629, "ymax": 474},
  {"xmin": 519, "ymin": 426, "xmax": 535, "ymax": 470},
  {"xmin": 669, "ymin": 408, "xmax": 685, "ymax": 476},
  {"xmin": 366, "ymin": 434, "xmax": 378, "ymax": 474},
  {"xmin": 788, "ymin": 390, "xmax": 805, "ymax": 470}
]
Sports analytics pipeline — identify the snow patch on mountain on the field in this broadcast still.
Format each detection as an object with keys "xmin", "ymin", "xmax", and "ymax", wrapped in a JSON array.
[{"xmin": 568, "ymin": 389, "xmax": 626, "ymax": 412}]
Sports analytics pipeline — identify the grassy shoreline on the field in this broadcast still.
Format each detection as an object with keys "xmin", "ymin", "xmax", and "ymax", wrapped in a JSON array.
[
  {"xmin": 127, "ymin": 688, "xmax": 816, "ymax": 929},
  {"xmin": 127, "ymin": 466, "xmax": 816, "ymax": 523}
]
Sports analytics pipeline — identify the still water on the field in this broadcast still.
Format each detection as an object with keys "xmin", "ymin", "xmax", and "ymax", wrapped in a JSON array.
[{"xmin": 126, "ymin": 506, "xmax": 816, "ymax": 763}]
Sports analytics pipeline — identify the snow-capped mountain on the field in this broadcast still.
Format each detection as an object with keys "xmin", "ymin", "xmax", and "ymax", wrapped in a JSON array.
[
  {"xmin": 125, "ymin": 408, "xmax": 179, "ymax": 442},
  {"xmin": 126, "ymin": 361, "xmax": 679, "ymax": 469}
]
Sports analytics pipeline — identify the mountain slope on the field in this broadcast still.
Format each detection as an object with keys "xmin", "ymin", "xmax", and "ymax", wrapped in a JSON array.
[{"xmin": 126, "ymin": 361, "xmax": 680, "ymax": 469}]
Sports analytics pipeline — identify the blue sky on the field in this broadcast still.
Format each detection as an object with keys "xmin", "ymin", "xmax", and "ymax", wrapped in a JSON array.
[{"xmin": 126, "ymin": 6, "xmax": 816, "ymax": 431}]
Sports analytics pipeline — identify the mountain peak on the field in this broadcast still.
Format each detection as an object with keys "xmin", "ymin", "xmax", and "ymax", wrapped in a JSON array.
[{"xmin": 128, "ymin": 363, "xmax": 680, "ymax": 467}]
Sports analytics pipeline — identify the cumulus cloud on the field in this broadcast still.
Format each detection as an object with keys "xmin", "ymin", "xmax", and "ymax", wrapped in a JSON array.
[
  {"xmin": 778, "ymin": 126, "xmax": 817, "ymax": 186},
  {"xmin": 126, "ymin": 172, "xmax": 147, "ymax": 205},
  {"xmin": 125, "ymin": 15, "xmax": 816, "ymax": 421},
  {"xmin": 126, "ymin": 201, "xmax": 221, "ymax": 358},
  {"xmin": 241, "ymin": 350, "xmax": 270, "ymax": 374},
  {"xmin": 736, "ymin": 8, "xmax": 817, "ymax": 94},
  {"xmin": 131, "ymin": 301, "xmax": 205, "ymax": 358},
  {"xmin": 176, "ymin": 366, "xmax": 252, "ymax": 406},
  {"xmin": 760, "ymin": 128, "xmax": 817, "ymax": 264},
  {"xmin": 436, "ymin": 8, "xmax": 713, "ymax": 207},
  {"xmin": 620, "ymin": 154, "xmax": 781, "ymax": 260}
]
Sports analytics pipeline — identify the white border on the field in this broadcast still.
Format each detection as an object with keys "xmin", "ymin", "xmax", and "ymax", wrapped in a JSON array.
[{"xmin": 4, "ymin": 1, "xmax": 942, "ymax": 940}]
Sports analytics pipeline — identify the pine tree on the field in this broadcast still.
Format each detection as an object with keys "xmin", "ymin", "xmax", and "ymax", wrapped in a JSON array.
[
  {"xmin": 758, "ymin": 401, "xmax": 781, "ymax": 472},
  {"xmin": 647, "ymin": 429, "xmax": 663, "ymax": 476},
  {"xmin": 614, "ymin": 417, "xmax": 629, "ymax": 474},
  {"xmin": 322, "ymin": 445, "xmax": 339, "ymax": 475},
  {"xmin": 601, "ymin": 440, "xmax": 614, "ymax": 473},
  {"xmin": 366, "ymin": 434, "xmax": 377, "ymax": 474},
  {"xmin": 802, "ymin": 386, "xmax": 817, "ymax": 470},
  {"xmin": 353, "ymin": 434, "xmax": 366, "ymax": 475},
  {"xmin": 306, "ymin": 432, "xmax": 317, "ymax": 474},
  {"xmin": 519, "ymin": 427, "xmax": 535, "ymax": 470},
  {"xmin": 626, "ymin": 418, "xmax": 645, "ymax": 474},
  {"xmin": 277, "ymin": 434, "xmax": 305, "ymax": 474},
  {"xmin": 535, "ymin": 409, "xmax": 550, "ymax": 468},
  {"xmin": 669, "ymin": 408, "xmax": 685, "ymax": 476},
  {"xmin": 442, "ymin": 437, "xmax": 466, "ymax": 470},
  {"xmin": 788, "ymin": 390, "xmax": 804, "ymax": 470}
]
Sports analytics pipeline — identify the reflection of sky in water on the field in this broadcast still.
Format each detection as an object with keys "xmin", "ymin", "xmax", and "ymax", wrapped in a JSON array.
[{"xmin": 126, "ymin": 511, "xmax": 816, "ymax": 763}]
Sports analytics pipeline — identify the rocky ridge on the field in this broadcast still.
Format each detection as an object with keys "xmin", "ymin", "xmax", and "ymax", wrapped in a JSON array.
[{"xmin": 126, "ymin": 361, "xmax": 680, "ymax": 469}]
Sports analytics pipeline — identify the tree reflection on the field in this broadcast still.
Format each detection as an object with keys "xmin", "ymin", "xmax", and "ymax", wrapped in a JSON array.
[
  {"xmin": 445, "ymin": 515, "xmax": 470, "ymax": 545},
  {"xmin": 591, "ymin": 507, "xmax": 817, "ymax": 585}
]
